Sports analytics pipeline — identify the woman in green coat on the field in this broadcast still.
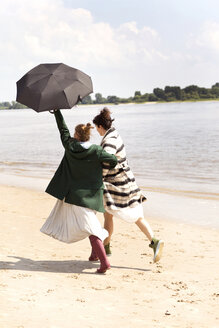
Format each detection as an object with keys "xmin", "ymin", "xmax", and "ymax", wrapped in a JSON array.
[{"xmin": 41, "ymin": 110, "xmax": 117, "ymax": 273}]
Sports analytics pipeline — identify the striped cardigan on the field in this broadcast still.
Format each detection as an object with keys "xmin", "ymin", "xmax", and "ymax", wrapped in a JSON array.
[{"xmin": 101, "ymin": 127, "xmax": 146, "ymax": 211}]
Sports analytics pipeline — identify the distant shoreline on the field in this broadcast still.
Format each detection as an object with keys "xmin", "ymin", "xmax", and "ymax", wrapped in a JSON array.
[
  {"xmin": 1, "ymin": 98, "xmax": 219, "ymax": 110},
  {"xmin": 2, "ymin": 82, "xmax": 219, "ymax": 108},
  {"xmin": 79, "ymin": 98, "xmax": 219, "ymax": 106}
]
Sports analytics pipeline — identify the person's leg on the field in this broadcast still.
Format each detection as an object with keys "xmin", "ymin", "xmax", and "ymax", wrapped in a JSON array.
[
  {"xmin": 103, "ymin": 212, "xmax": 113, "ymax": 255},
  {"xmin": 88, "ymin": 242, "xmax": 99, "ymax": 262},
  {"xmin": 89, "ymin": 235, "xmax": 110, "ymax": 273},
  {"xmin": 103, "ymin": 212, "xmax": 113, "ymax": 245},
  {"xmin": 135, "ymin": 217, "xmax": 164, "ymax": 263},
  {"xmin": 135, "ymin": 217, "xmax": 154, "ymax": 241},
  {"xmin": 88, "ymin": 235, "xmax": 99, "ymax": 262}
]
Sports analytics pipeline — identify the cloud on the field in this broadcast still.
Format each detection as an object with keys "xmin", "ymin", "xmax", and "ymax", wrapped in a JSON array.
[
  {"xmin": 186, "ymin": 21, "xmax": 219, "ymax": 61},
  {"xmin": 0, "ymin": 0, "xmax": 164, "ymax": 66},
  {"xmin": 193, "ymin": 21, "xmax": 219, "ymax": 53},
  {"xmin": 0, "ymin": 0, "xmax": 168, "ymax": 99},
  {"xmin": 1, "ymin": 0, "xmax": 219, "ymax": 100},
  {"xmin": 116, "ymin": 22, "xmax": 168, "ymax": 63}
]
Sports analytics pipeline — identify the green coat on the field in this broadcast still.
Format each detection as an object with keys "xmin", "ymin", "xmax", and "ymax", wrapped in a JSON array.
[{"xmin": 46, "ymin": 110, "xmax": 117, "ymax": 212}]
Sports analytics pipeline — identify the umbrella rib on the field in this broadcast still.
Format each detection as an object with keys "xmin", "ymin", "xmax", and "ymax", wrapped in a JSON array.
[
  {"xmin": 52, "ymin": 74, "xmax": 70, "ymax": 108},
  {"xmin": 51, "ymin": 64, "xmax": 63, "ymax": 74},
  {"xmin": 76, "ymin": 75, "xmax": 92, "ymax": 90},
  {"xmin": 37, "ymin": 75, "xmax": 55, "ymax": 110},
  {"xmin": 27, "ymin": 64, "xmax": 57, "ymax": 86},
  {"xmin": 75, "ymin": 79, "xmax": 93, "ymax": 93},
  {"xmin": 41, "ymin": 64, "xmax": 60, "ymax": 75},
  {"xmin": 78, "ymin": 79, "xmax": 93, "ymax": 94},
  {"xmin": 27, "ymin": 75, "xmax": 51, "ymax": 88},
  {"xmin": 62, "ymin": 89, "xmax": 71, "ymax": 108}
]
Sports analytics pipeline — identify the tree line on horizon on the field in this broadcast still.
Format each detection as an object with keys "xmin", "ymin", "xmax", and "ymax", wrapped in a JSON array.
[{"xmin": 1, "ymin": 83, "xmax": 219, "ymax": 109}]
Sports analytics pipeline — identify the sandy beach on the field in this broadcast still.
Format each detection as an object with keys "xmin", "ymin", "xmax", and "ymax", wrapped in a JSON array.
[{"xmin": 0, "ymin": 184, "xmax": 219, "ymax": 328}]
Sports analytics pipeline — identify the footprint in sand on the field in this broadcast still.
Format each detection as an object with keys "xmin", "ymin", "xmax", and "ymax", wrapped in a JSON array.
[
  {"xmin": 67, "ymin": 274, "xmax": 79, "ymax": 279},
  {"xmin": 76, "ymin": 298, "xmax": 86, "ymax": 302},
  {"xmin": 163, "ymin": 281, "xmax": 188, "ymax": 291},
  {"xmin": 91, "ymin": 286, "xmax": 116, "ymax": 291},
  {"xmin": 165, "ymin": 310, "xmax": 171, "ymax": 315},
  {"xmin": 18, "ymin": 273, "xmax": 32, "ymax": 278},
  {"xmin": 172, "ymin": 281, "xmax": 188, "ymax": 290},
  {"xmin": 120, "ymin": 233, "xmax": 131, "ymax": 237},
  {"xmin": 0, "ymin": 284, "xmax": 8, "ymax": 287},
  {"xmin": 122, "ymin": 274, "xmax": 135, "ymax": 282},
  {"xmin": 156, "ymin": 264, "xmax": 163, "ymax": 269},
  {"xmin": 20, "ymin": 297, "xmax": 36, "ymax": 302}
]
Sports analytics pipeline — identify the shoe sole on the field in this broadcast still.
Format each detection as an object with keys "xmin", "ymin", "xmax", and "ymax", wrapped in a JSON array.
[
  {"xmin": 96, "ymin": 267, "xmax": 111, "ymax": 274},
  {"xmin": 153, "ymin": 240, "xmax": 164, "ymax": 263}
]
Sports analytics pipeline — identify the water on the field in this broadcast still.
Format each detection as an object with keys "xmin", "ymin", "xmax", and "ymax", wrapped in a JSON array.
[{"xmin": 0, "ymin": 102, "xmax": 219, "ymax": 227}]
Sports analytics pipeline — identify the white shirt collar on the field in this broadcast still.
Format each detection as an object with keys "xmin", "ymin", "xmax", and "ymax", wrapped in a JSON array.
[{"xmin": 79, "ymin": 141, "xmax": 92, "ymax": 149}]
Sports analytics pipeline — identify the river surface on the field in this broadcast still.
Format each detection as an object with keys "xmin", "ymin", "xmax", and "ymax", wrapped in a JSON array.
[{"xmin": 0, "ymin": 101, "xmax": 218, "ymax": 228}]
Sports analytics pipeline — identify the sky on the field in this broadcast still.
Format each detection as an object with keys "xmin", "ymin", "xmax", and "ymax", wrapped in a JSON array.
[{"xmin": 1, "ymin": 0, "xmax": 219, "ymax": 101}]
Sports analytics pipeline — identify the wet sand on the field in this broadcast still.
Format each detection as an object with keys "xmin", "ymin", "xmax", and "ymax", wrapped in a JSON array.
[{"xmin": 0, "ymin": 184, "xmax": 218, "ymax": 328}]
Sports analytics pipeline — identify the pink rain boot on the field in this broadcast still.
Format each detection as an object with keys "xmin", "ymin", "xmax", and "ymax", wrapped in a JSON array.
[
  {"xmin": 88, "ymin": 248, "xmax": 99, "ymax": 262},
  {"xmin": 89, "ymin": 235, "xmax": 110, "ymax": 273}
]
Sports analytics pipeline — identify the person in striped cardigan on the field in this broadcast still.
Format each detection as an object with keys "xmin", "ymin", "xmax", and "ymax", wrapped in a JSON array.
[{"xmin": 92, "ymin": 108, "xmax": 164, "ymax": 263}]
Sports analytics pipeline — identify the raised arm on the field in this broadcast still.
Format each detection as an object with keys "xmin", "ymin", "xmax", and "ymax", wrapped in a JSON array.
[{"xmin": 53, "ymin": 110, "xmax": 77, "ymax": 150}]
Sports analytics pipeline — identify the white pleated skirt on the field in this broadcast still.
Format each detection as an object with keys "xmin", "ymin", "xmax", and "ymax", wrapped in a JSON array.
[
  {"xmin": 40, "ymin": 200, "xmax": 109, "ymax": 244},
  {"xmin": 105, "ymin": 203, "xmax": 144, "ymax": 223}
]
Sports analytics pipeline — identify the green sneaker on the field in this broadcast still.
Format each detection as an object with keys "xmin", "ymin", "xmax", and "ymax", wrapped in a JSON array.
[
  {"xmin": 149, "ymin": 238, "xmax": 164, "ymax": 263},
  {"xmin": 104, "ymin": 243, "xmax": 112, "ymax": 256}
]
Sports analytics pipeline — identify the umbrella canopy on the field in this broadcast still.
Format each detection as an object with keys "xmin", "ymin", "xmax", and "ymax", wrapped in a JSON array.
[{"xmin": 16, "ymin": 63, "xmax": 93, "ymax": 112}]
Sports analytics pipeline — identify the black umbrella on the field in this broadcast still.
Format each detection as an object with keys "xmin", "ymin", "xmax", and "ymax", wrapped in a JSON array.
[{"xmin": 16, "ymin": 63, "xmax": 93, "ymax": 112}]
